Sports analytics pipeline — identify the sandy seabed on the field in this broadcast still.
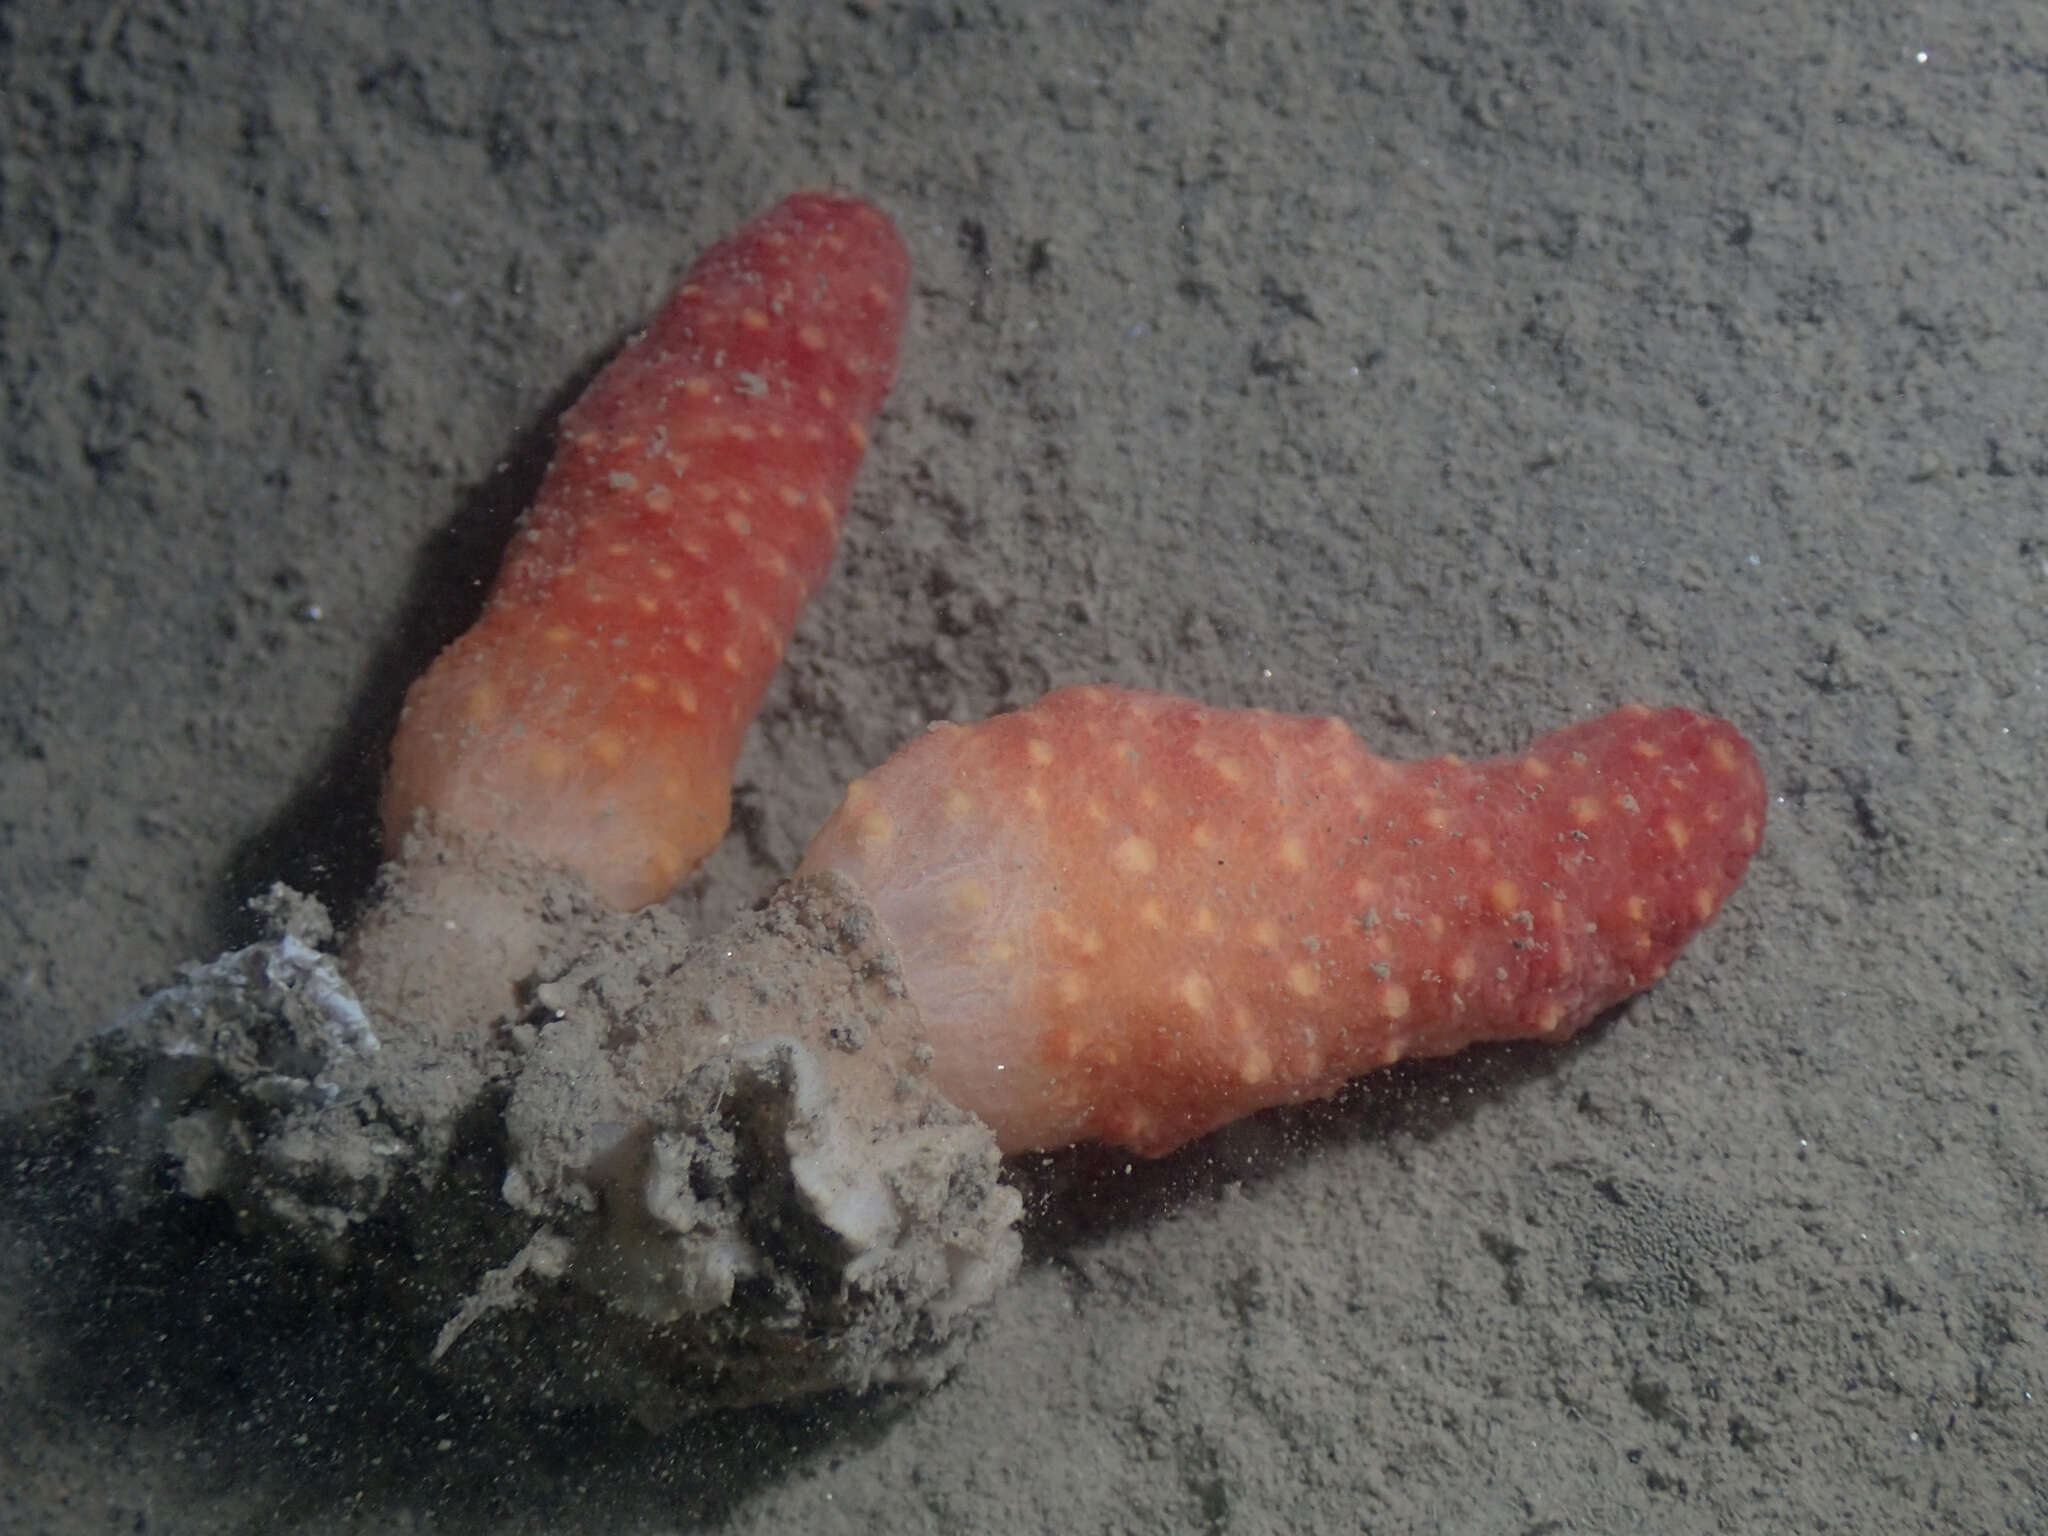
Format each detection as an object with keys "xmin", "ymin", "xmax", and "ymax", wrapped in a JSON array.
[{"xmin": 4, "ymin": 2, "xmax": 2043, "ymax": 1532}]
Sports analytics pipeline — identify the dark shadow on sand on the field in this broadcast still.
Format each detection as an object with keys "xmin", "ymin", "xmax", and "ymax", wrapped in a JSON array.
[{"xmin": 208, "ymin": 351, "xmax": 613, "ymax": 953}]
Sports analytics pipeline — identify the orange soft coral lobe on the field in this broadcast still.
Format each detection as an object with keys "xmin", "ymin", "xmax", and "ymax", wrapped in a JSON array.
[
  {"xmin": 798, "ymin": 686, "xmax": 1767, "ymax": 1156},
  {"xmin": 383, "ymin": 192, "xmax": 909, "ymax": 907}
]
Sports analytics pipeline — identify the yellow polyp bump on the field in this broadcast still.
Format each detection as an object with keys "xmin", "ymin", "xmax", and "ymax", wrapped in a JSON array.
[
  {"xmin": 691, "ymin": 482, "xmax": 720, "ymax": 505},
  {"xmin": 1425, "ymin": 913, "xmax": 1446, "ymax": 939},
  {"xmin": 817, "ymin": 385, "xmax": 839, "ymax": 410},
  {"xmin": 1488, "ymin": 879, "xmax": 1523, "ymax": 916},
  {"xmin": 778, "ymin": 484, "xmax": 807, "ymax": 509},
  {"xmin": 1054, "ymin": 971, "xmax": 1089, "ymax": 1006},
  {"xmin": 720, "ymin": 585, "xmax": 745, "ymax": 612},
  {"xmin": 1078, "ymin": 928, "xmax": 1106, "ymax": 958},
  {"xmin": 607, "ymin": 470, "xmax": 637, "ymax": 492},
  {"xmin": 1352, "ymin": 876, "xmax": 1380, "ymax": 904},
  {"xmin": 1107, "ymin": 1105, "xmax": 1155, "ymax": 1145},
  {"xmin": 586, "ymin": 731, "xmax": 627, "ymax": 768},
  {"xmin": 741, "ymin": 307, "xmax": 769, "ymax": 332},
  {"xmin": 1535, "ymin": 1002, "xmax": 1568, "ymax": 1035},
  {"xmin": 1739, "ymin": 813, "xmax": 1762, "ymax": 849},
  {"xmin": 721, "ymin": 645, "xmax": 745, "ymax": 673},
  {"xmin": 1423, "ymin": 806, "xmax": 1453, "ymax": 834},
  {"xmin": 760, "ymin": 547, "xmax": 791, "ymax": 579},
  {"xmin": 848, "ymin": 421, "xmax": 869, "ymax": 451},
  {"xmin": 635, "ymin": 595, "xmax": 658, "ymax": 616},
  {"xmin": 853, "ymin": 809, "xmax": 895, "ymax": 853},
  {"xmin": 947, "ymin": 878, "xmax": 994, "ymax": 918},
  {"xmin": 1709, "ymin": 736, "xmax": 1742, "ymax": 773},
  {"xmin": 1663, "ymin": 815, "xmax": 1693, "ymax": 853},
  {"xmin": 1571, "ymin": 795, "xmax": 1604, "ymax": 826},
  {"xmin": 1191, "ymin": 823, "xmax": 1216, "ymax": 851},
  {"xmin": 1217, "ymin": 757, "xmax": 1247, "ymax": 786},
  {"xmin": 944, "ymin": 788, "xmax": 975, "ymax": 823},
  {"xmin": 645, "ymin": 485, "xmax": 673, "ymax": 511},
  {"xmin": 1520, "ymin": 756, "xmax": 1553, "ymax": 782},
  {"xmin": 1451, "ymin": 951, "xmax": 1477, "ymax": 984},
  {"xmin": 1380, "ymin": 983, "xmax": 1412, "ymax": 1021},
  {"xmin": 1178, "ymin": 973, "xmax": 1214, "ymax": 1014},
  {"xmin": 1278, "ymin": 836, "xmax": 1310, "ymax": 873},
  {"xmin": 1084, "ymin": 798, "xmax": 1111, "ymax": 827},
  {"xmin": 1191, "ymin": 905, "xmax": 1219, "ymax": 937},
  {"xmin": 1047, "ymin": 1025, "xmax": 1087, "ymax": 1063},
  {"xmin": 1691, "ymin": 886, "xmax": 1718, "ymax": 920},
  {"xmin": 674, "ymin": 682, "xmax": 699, "ymax": 715},
  {"xmin": 660, "ymin": 774, "xmax": 689, "ymax": 804},
  {"xmin": 1249, "ymin": 919, "xmax": 1281, "ymax": 950},
  {"xmin": 813, "ymin": 494, "xmax": 837, "ymax": 525},
  {"xmin": 1468, "ymin": 835, "xmax": 1493, "ymax": 860},
  {"xmin": 1136, "ymin": 785, "xmax": 1164, "ymax": 815},
  {"xmin": 1287, "ymin": 963, "xmax": 1320, "ymax": 998},
  {"xmin": 1629, "ymin": 738, "xmax": 1664, "ymax": 762},
  {"xmin": 604, "ymin": 540, "xmax": 632, "ymax": 559},
  {"xmin": 461, "ymin": 683, "xmax": 499, "ymax": 722},
  {"xmin": 797, "ymin": 324, "xmax": 828, "ymax": 351},
  {"xmin": 531, "ymin": 743, "xmax": 570, "ymax": 783},
  {"xmin": 1023, "ymin": 784, "xmax": 1048, "ymax": 814},
  {"xmin": 1383, "ymin": 1037, "xmax": 1409, "ymax": 1066},
  {"xmin": 1624, "ymin": 894, "xmax": 1650, "ymax": 923},
  {"xmin": 728, "ymin": 423, "xmax": 758, "ymax": 445},
  {"xmin": 1238, "ymin": 1046, "xmax": 1274, "ymax": 1086},
  {"xmin": 572, "ymin": 430, "xmax": 602, "ymax": 452},
  {"xmin": 1111, "ymin": 835, "xmax": 1158, "ymax": 878},
  {"xmin": 543, "ymin": 624, "xmax": 577, "ymax": 648},
  {"xmin": 1027, "ymin": 738, "xmax": 1055, "ymax": 768},
  {"xmin": 725, "ymin": 510, "xmax": 753, "ymax": 537},
  {"xmin": 683, "ymin": 377, "xmax": 712, "ymax": 398},
  {"xmin": 648, "ymin": 842, "xmax": 685, "ymax": 885},
  {"xmin": 1139, "ymin": 899, "xmax": 1167, "ymax": 931}
]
